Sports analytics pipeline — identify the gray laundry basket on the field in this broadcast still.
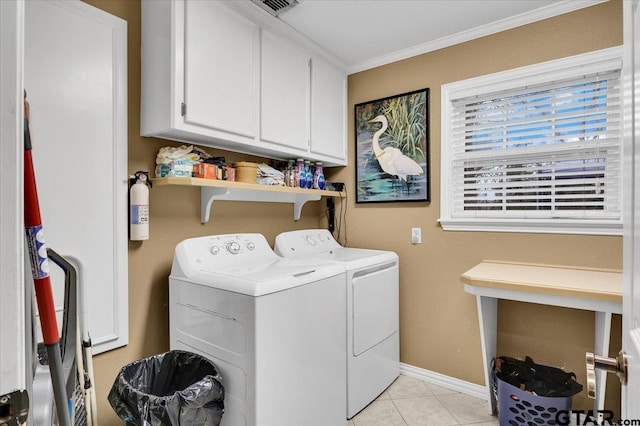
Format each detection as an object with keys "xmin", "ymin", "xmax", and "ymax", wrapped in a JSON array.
[
  {"xmin": 493, "ymin": 356, "xmax": 581, "ymax": 426},
  {"xmin": 496, "ymin": 375, "xmax": 572, "ymax": 425}
]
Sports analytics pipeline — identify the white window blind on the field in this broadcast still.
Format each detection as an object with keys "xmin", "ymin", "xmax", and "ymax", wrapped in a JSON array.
[{"xmin": 440, "ymin": 48, "xmax": 623, "ymax": 234}]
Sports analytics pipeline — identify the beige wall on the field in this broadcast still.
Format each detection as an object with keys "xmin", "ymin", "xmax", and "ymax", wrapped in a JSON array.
[
  {"xmin": 82, "ymin": 1, "xmax": 623, "ymax": 423},
  {"xmin": 340, "ymin": 0, "xmax": 623, "ymax": 414}
]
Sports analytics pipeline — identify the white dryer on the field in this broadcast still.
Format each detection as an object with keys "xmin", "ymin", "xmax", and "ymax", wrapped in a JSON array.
[
  {"xmin": 169, "ymin": 233, "xmax": 347, "ymax": 426},
  {"xmin": 274, "ymin": 229, "xmax": 399, "ymax": 419}
]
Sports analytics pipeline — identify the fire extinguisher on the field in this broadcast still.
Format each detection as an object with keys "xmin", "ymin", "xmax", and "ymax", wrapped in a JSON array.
[{"xmin": 129, "ymin": 171, "xmax": 151, "ymax": 241}]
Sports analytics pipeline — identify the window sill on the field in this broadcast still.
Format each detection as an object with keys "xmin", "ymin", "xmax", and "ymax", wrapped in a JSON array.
[{"xmin": 438, "ymin": 218, "xmax": 622, "ymax": 236}]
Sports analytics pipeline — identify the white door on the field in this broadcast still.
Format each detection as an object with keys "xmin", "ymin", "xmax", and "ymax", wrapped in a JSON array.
[
  {"xmin": 0, "ymin": 0, "xmax": 28, "ymax": 423},
  {"xmin": 24, "ymin": 0, "xmax": 128, "ymax": 354},
  {"xmin": 623, "ymin": 0, "xmax": 640, "ymax": 418}
]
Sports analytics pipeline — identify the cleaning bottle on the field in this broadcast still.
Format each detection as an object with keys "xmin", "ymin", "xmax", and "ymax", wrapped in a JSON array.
[
  {"xmin": 304, "ymin": 160, "xmax": 313, "ymax": 189},
  {"xmin": 295, "ymin": 158, "xmax": 304, "ymax": 188},
  {"xmin": 313, "ymin": 162, "xmax": 325, "ymax": 190},
  {"xmin": 286, "ymin": 159, "xmax": 295, "ymax": 187}
]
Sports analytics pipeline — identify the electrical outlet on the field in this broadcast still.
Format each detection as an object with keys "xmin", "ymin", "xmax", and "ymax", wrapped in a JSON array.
[{"xmin": 411, "ymin": 227, "xmax": 422, "ymax": 244}]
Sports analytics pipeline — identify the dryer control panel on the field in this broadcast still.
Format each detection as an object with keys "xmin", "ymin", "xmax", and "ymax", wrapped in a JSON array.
[{"xmin": 275, "ymin": 229, "xmax": 341, "ymax": 257}]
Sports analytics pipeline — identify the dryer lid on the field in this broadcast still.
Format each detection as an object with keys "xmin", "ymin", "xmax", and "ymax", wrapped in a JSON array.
[
  {"xmin": 275, "ymin": 229, "xmax": 398, "ymax": 270},
  {"xmin": 314, "ymin": 247, "xmax": 393, "ymax": 262}
]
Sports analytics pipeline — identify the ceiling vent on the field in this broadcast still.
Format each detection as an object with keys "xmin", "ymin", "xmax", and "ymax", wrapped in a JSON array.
[{"xmin": 251, "ymin": 0, "xmax": 299, "ymax": 17}]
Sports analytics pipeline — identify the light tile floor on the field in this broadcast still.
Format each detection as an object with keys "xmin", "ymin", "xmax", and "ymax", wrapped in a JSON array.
[{"xmin": 348, "ymin": 374, "xmax": 499, "ymax": 426}]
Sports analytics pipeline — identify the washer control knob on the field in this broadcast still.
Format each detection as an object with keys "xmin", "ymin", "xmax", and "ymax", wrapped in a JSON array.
[
  {"xmin": 247, "ymin": 242, "xmax": 255, "ymax": 250},
  {"xmin": 209, "ymin": 245, "xmax": 220, "ymax": 255},
  {"xmin": 305, "ymin": 236, "xmax": 317, "ymax": 246},
  {"xmin": 226, "ymin": 241, "xmax": 241, "ymax": 254}
]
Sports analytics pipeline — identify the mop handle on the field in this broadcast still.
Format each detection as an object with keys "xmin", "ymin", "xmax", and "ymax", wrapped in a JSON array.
[{"xmin": 23, "ymin": 93, "xmax": 71, "ymax": 426}]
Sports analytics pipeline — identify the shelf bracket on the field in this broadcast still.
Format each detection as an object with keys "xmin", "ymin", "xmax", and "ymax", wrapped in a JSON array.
[{"xmin": 200, "ymin": 186, "xmax": 321, "ymax": 223}]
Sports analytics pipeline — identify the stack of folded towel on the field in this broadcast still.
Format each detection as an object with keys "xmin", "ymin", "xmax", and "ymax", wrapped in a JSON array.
[{"xmin": 257, "ymin": 163, "xmax": 285, "ymax": 186}]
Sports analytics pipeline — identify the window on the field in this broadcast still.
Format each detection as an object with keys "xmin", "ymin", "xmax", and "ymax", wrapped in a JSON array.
[{"xmin": 440, "ymin": 47, "xmax": 623, "ymax": 235}]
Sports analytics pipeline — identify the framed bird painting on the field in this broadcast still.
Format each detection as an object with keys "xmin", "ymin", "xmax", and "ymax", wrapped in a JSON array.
[{"xmin": 355, "ymin": 88, "xmax": 430, "ymax": 203}]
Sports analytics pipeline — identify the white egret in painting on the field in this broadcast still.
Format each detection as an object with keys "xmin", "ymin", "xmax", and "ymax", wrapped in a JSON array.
[{"xmin": 368, "ymin": 115, "xmax": 423, "ymax": 189}]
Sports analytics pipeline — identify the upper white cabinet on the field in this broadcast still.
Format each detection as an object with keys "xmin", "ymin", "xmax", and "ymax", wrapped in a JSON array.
[
  {"xmin": 260, "ymin": 29, "xmax": 309, "ymax": 151},
  {"xmin": 183, "ymin": 1, "xmax": 257, "ymax": 139},
  {"xmin": 141, "ymin": 0, "xmax": 347, "ymax": 166},
  {"xmin": 311, "ymin": 55, "xmax": 347, "ymax": 159}
]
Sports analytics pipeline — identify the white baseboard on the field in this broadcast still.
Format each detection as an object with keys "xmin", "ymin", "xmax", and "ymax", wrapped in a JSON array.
[{"xmin": 400, "ymin": 363, "xmax": 488, "ymax": 401}]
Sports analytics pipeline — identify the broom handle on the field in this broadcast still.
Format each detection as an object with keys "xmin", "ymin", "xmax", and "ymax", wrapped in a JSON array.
[{"xmin": 24, "ymin": 93, "xmax": 71, "ymax": 426}]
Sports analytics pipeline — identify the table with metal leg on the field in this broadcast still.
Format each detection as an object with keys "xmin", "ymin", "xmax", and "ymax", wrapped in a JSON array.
[{"xmin": 461, "ymin": 261, "xmax": 622, "ymax": 415}]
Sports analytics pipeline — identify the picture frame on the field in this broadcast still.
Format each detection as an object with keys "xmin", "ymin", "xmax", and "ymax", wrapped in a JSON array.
[{"xmin": 354, "ymin": 88, "xmax": 430, "ymax": 203}]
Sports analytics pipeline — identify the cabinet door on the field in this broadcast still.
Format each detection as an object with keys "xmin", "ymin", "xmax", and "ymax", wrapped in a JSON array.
[
  {"xmin": 184, "ymin": 0, "xmax": 257, "ymax": 138},
  {"xmin": 260, "ymin": 29, "xmax": 309, "ymax": 150},
  {"xmin": 311, "ymin": 57, "xmax": 347, "ymax": 161}
]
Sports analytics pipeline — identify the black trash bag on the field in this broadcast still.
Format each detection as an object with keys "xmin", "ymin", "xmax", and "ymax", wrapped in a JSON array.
[
  {"xmin": 494, "ymin": 356, "xmax": 583, "ymax": 397},
  {"xmin": 108, "ymin": 350, "xmax": 224, "ymax": 425}
]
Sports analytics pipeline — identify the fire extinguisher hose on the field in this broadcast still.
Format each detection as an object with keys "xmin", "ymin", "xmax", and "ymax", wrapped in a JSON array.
[{"xmin": 23, "ymin": 92, "xmax": 72, "ymax": 426}]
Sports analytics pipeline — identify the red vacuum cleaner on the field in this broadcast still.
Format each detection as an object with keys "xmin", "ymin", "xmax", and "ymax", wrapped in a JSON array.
[{"xmin": 24, "ymin": 91, "xmax": 72, "ymax": 426}]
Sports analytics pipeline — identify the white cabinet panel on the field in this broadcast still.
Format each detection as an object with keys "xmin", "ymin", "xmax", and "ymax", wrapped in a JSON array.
[
  {"xmin": 184, "ymin": 1, "xmax": 257, "ymax": 138},
  {"xmin": 260, "ymin": 29, "xmax": 309, "ymax": 151},
  {"xmin": 311, "ymin": 56, "xmax": 347, "ymax": 161}
]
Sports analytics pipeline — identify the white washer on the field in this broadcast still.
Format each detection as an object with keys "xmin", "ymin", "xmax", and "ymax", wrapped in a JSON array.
[
  {"xmin": 274, "ymin": 229, "xmax": 399, "ymax": 419},
  {"xmin": 169, "ymin": 233, "xmax": 347, "ymax": 426}
]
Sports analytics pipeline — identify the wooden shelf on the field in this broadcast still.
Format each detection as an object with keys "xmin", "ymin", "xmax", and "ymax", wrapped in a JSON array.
[{"xmin": 153, "ymin": 177, "xmax": 343, "ymax": 223}]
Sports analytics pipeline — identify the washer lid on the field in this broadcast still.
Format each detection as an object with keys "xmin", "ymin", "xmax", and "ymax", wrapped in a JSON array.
[
  {"xmin": 174, "ymin": 258, "xmax": 344, "ymax": 296},
  {"xmin": 200, "ymin": 257, "xmax": 320, "ymax": 280},
  {"xmin": 170, "ymin": 234, "xmax": 344, "ymax": 296}
]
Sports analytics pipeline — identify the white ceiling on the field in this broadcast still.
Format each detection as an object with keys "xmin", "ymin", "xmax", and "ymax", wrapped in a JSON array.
[{"xmin": 276, "ymin": 0, "xmax": 608, "ymax": 74}]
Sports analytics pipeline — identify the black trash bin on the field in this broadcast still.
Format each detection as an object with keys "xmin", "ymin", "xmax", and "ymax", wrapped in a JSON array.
[{"xmin": 108, "ymin": 350, "xmax": 224, "ymax": 425}]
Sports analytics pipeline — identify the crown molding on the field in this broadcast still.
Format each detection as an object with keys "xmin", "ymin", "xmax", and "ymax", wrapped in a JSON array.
[{"xmin": 347, "ymin": 0, "xmax": 609, "ymax": 74}]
